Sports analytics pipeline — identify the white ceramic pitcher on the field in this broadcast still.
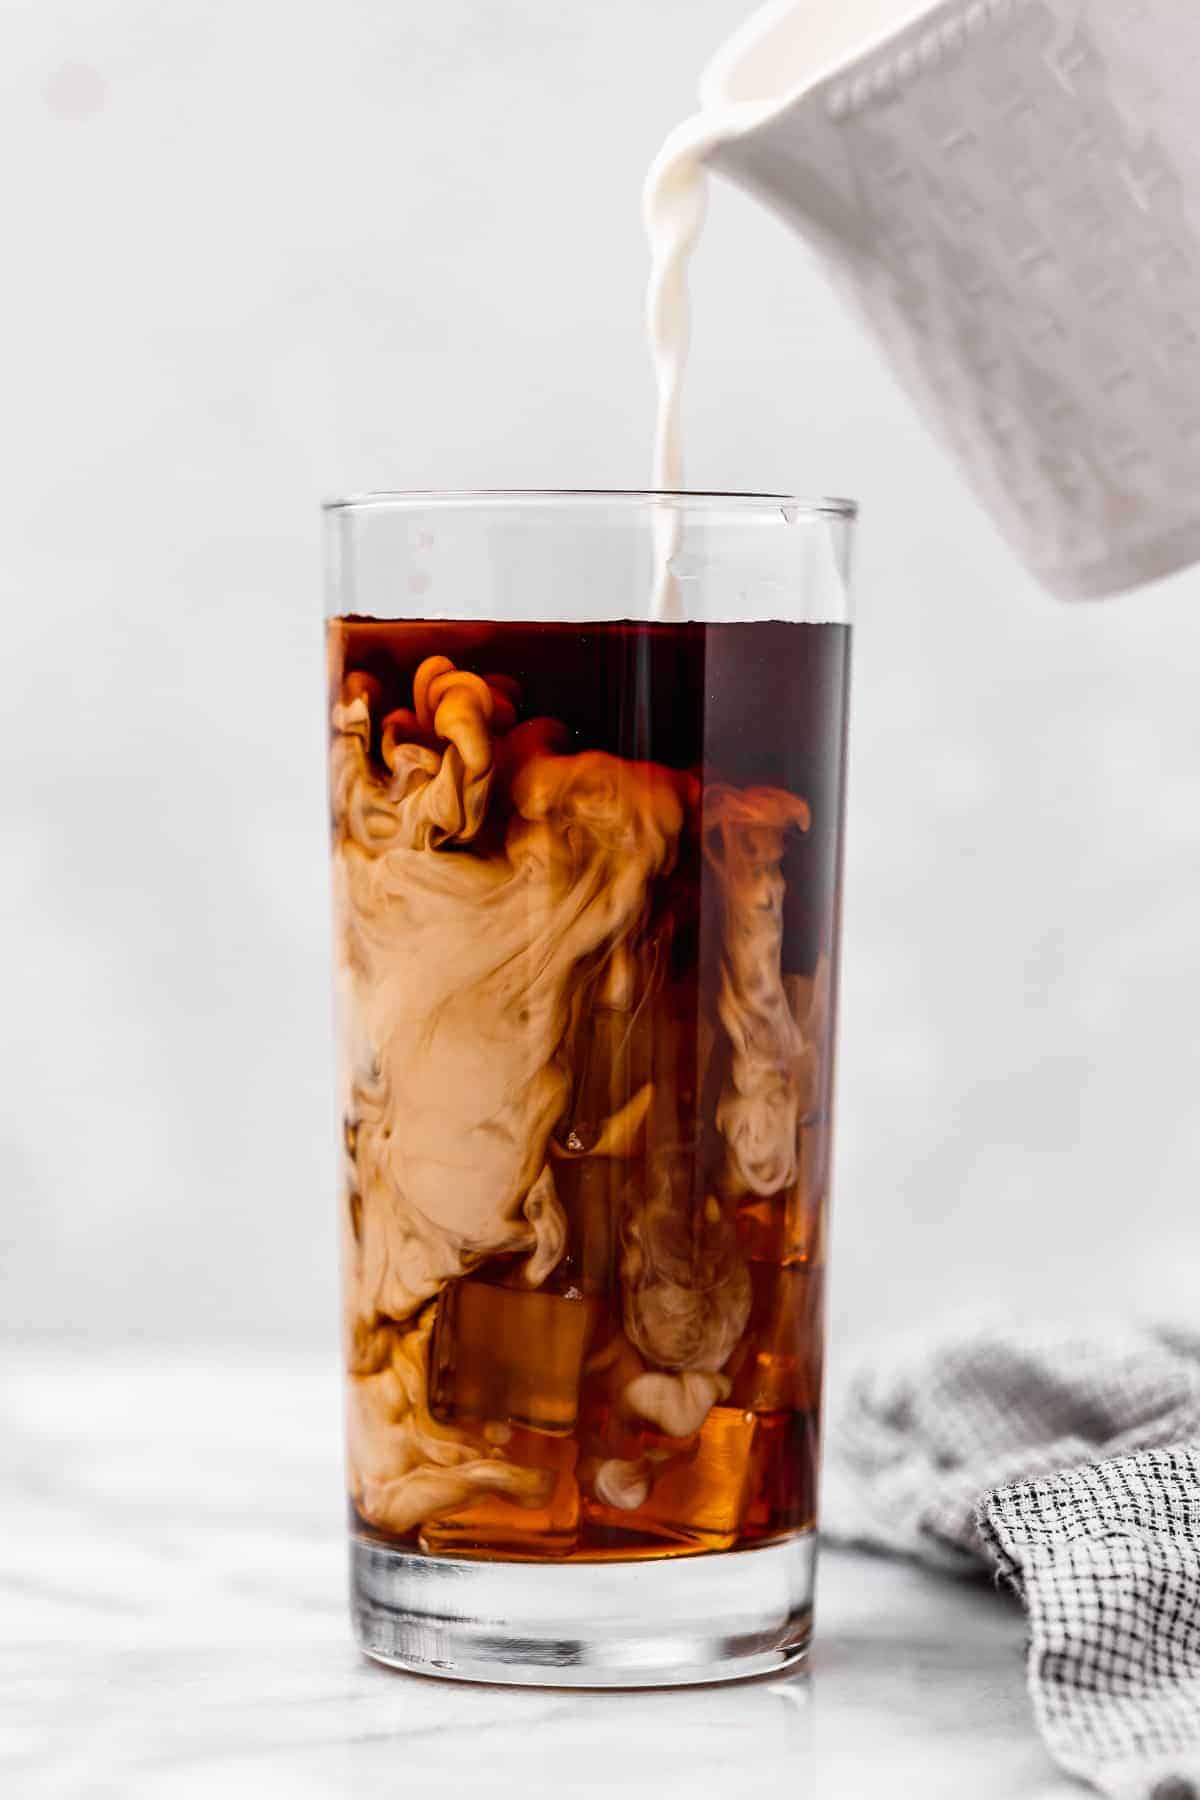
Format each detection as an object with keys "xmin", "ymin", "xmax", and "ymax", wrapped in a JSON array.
[{"xmin": 690, "ymin": 0, "xmax": 1200, "ymax": 598}]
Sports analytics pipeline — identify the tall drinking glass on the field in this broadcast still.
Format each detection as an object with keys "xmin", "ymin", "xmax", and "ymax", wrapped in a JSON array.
[{"xmin": 323, "ymin": 490, "xmax": 854, "ymax": 1685}]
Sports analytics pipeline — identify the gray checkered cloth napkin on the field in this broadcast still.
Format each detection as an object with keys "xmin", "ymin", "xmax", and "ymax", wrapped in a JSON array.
[{"xmin": 824, "ymin": 1321, "xmax": 1200, "ymax": 1800}]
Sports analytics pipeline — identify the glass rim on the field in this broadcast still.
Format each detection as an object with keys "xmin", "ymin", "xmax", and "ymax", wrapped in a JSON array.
[{"xmin": 323, "ymin": 487, "xmax": 858, "ymax": 520}]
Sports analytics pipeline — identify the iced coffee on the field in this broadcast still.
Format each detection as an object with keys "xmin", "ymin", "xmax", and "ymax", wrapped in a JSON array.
[{"xmin": 329, "ymin": 615, "xmax": 847, "ymax": 1561}]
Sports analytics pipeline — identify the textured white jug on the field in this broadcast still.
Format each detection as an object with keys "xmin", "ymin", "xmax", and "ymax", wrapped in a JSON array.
[{"xmin": 651, "ymin": 0, "xmax": 1200, "ymax": 600}]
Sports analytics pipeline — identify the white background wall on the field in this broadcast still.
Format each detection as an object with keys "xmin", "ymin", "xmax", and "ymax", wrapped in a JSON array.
[{"xmin": 3, "ymin": 0, "xmax": 1198, "ymax": 1355}]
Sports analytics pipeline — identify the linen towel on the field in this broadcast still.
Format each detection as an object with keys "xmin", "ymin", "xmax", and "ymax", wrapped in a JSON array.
[{"xmin": 826, "ymin": 1320, "xmax": 1200, "ymax": 1798}]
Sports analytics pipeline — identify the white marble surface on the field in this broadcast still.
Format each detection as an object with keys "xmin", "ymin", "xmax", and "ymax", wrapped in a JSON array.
[{"xmin": 3, "ymin": 1348, "xmax": 1079, "ymax": 1800}]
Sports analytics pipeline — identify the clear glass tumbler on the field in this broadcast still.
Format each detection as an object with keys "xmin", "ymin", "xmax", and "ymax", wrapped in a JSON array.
[{"xmin": 323, "ymin": 490, "xmax": 854, "ymax": 1686}]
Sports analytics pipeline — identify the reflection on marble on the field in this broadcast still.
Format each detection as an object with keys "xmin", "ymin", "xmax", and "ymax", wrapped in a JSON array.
[{"xmin": 1, "ymin": 1348, "xmax": 1076, "ymax": 1799}]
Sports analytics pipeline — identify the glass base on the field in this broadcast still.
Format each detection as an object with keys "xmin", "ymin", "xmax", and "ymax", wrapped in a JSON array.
[{"xmin": 350, "ymin": 1530, "xmax": 816, "ymax": 1688}]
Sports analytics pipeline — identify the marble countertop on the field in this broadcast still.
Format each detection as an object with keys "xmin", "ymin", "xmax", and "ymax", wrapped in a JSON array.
[{"xmin": 4, "ymin": 1348, "xmax": 1078, "ymax": 1800}]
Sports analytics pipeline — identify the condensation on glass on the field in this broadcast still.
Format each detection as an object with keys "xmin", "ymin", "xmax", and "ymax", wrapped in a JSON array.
[{"xmin": 323, "ymin": 491, "xmax": 854, "ymax": 1685}]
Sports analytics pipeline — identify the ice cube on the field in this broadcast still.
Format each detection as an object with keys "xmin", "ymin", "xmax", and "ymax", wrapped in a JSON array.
[
  {"xmin": 420, "ymin": 1424, "xmax": 579, "ymax": 1556},
  {"xmin": 727, "ymin": 1264, "xmax": 824, "ymax": 1413},
  {"xmin": 583, "ymin": 1405, "xmax": 768, "ymax": 1549},
  {"xmin": 429, "ymin": 1275, "xmax": 601, "ymax": 1434}
]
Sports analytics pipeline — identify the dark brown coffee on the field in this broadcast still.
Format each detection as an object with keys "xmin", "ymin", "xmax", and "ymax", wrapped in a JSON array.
[{"xmin": 328, "ymin": 616, "xmax": 848, "ymax": 1559}]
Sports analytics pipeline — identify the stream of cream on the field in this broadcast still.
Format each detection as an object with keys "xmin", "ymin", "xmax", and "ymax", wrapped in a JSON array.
[
  {"xmin": 644, "ymin": 115, "xmax": 719, "ymax": 622},
  {"xmin": 643, "ymin": 98, "xmax": 780, "ymax": 620},
  {"xmin": 643, "ymin": 0, "xmax": 890, "ymax": 618}
]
